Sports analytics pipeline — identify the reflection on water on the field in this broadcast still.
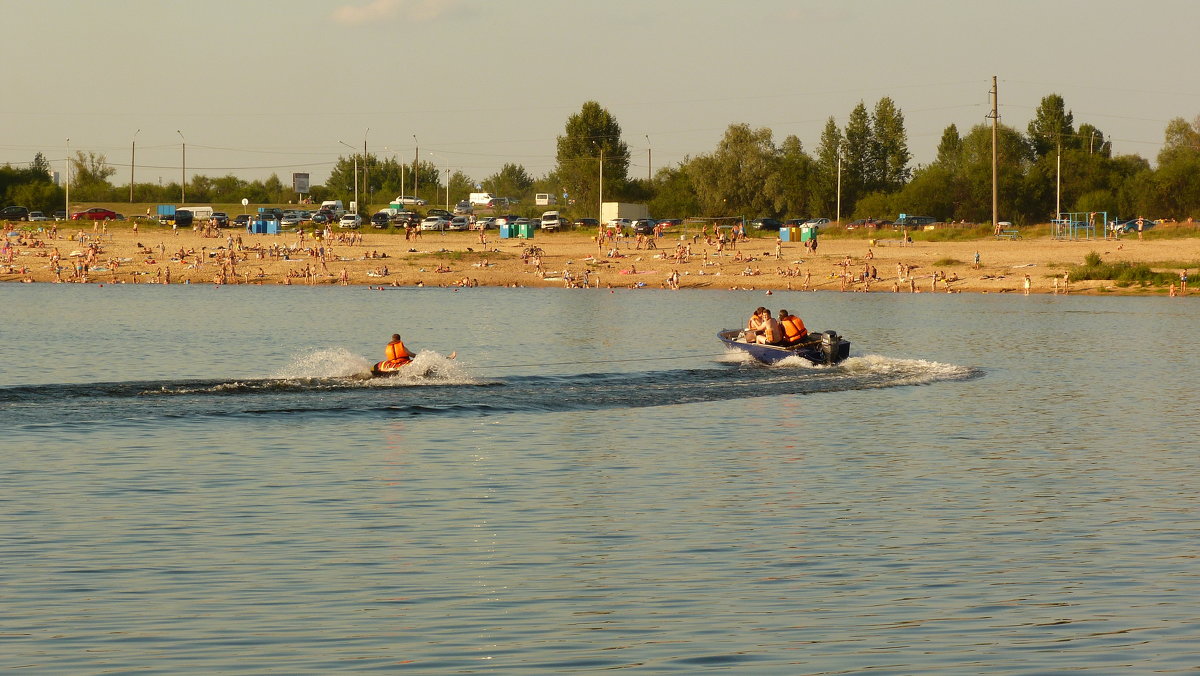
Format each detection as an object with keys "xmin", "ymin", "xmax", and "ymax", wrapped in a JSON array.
[{"xmin": 2, "ymin": 286, "xmax": 1198, "ymax": 672}]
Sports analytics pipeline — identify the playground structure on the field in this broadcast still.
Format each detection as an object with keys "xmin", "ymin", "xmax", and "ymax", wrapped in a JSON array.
[{"xmin": 1052, "ymin": 211, "xmax": 1108, "ymax": 241}]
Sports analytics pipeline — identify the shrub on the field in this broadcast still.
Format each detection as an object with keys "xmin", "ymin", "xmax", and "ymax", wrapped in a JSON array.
[{"xmin": 1069, "ymin": 253, "xmax": 1176, "ymax": 286}]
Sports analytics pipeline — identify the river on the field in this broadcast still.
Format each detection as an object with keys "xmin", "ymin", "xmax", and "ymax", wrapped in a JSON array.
[{"xmin": 2, "ymin": 284, "xmax": 1196, "ymax": 673}]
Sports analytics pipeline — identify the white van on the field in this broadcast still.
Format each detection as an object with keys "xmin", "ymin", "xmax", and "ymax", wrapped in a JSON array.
[
  {"xmin": 535, "ymin": 193, "xmax": 557, "ymax": 206},
  {"xmin": 320, "ymin": 200, "xmax": 345, "ymax": 217},
  {"xmin": 540, "ymin": 211, "xmax": 564, "ymax": 231},
  {"xmin": 180, "ymin": 206, "xmax": 214, "ymax": 221},
  {"xmin": 469, "ymin": 192, "xmax": 496, "ymax": 206}
]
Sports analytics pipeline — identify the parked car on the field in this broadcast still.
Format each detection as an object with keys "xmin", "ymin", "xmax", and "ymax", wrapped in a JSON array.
[
  {"xmin": 0, "ymin": 205, "xmax": 30, "ymax": 221},
  {"xmin": 1116, "ymin": 217, "xmax": 1155, "ymax": 233},
  {"xmin": 370, "ymin": 212, "xmax": 392, "ymax": 228},
  {"xmin": 494, "ymin": 214, "xmax": 519, "ymax": 227},
  {"xmin": 632, "ymin": 218, "xmax": 656, "ymax": 234},
  {"xmin": 448, "ymin": 215, "xmax": 470, "ymax": 231},
  {"xmin": 211, "ymin": 212, "xmax": 229, "ymax": 227},
  {"xmin": 174, "ymin": 209, "xmax": 194, "ymax": 227},
  {"xmin": 52, "ymin": 210, "xmax": 67, "ymax": 220},
  {"xmin": 427, "ymin": 208, "xmax": 453, "ymax": 220},
  {"xmin": 454, "ymin": 200, "xmax": 472, "ymax": 214},
  {"xmin": 607, "ymin": 218, "xmax": 632, "ymax": 229},
  {"xmin": 233, "ymin": 214, "xmax": 251, "ymax": 228},
  {"xmin": 475, "ymin": 217, "xmax": 496, "ymax": 230},
  {"xmin": 805, "ymin": 218, "xmax": 831, "ymax": 228},
  {"xmin": 656, "ymin": 218, "xmax": 682, "ymax": 229},
  {"xmin": 280, "ymin": 214, "xmax": 305, "ymax": 227},
  {"xmin": 574, "ymin": 218, "xmax": 600, "ymax": 229},
  {"xmin": 750, "ymin": 218, "xmax": 783, "ymax": 230},
  {"xmin": 783, "ymin": 218, "xmax": 809, "ymax": 228},
  {"xmin": 72, "ymin": 207, "xmax": 119, "ymax": 221},
  {"xmin": 27, "ymin": 211, "xmax": 51, "ymax": 222},
  {"xmin": 394, "ymin": 196, "xmax": 427, "ymax": 206},
  {"xmin": 339, "ymin": 213, "xmax": 363, "ymax": 229},
  {"xmin": 893, "ymin": 215, "xmax": 935, "ymax": 228},
  {"xmin": 420, "ymin": 215, "xmax": 449, "ymax": 231},
  {"xmin": 393, "ymin": 212, "xmax": 420, "ymax": 226}
]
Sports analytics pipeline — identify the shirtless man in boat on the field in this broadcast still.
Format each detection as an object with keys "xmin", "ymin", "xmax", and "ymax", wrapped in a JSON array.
[{"xmin": 757, "ymin": 309, "xmax": 784, "ymax": 345}]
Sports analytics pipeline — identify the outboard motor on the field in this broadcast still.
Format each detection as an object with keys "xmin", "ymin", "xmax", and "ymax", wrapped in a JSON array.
[{"xmin": 820, "ymin": 331, "xmax": 839, "ymax": 365}]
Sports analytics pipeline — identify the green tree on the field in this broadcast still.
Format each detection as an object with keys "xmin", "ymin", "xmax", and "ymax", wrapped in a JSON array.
[
  {"xmin": 1027, "ymin": 94, "xmax": 1077, "ymax": 158},
  {"xmin": 871, "ymin": 97, "xmax": 911, "ymax": 192},
  {"xmin": 1157, "ymin": 116, "xmax": 1200, "ymax": 166},
  {"xmin": 554, "ymin": 101, "xmax": 630, "ymax": 215},
  {"xmin": 841, "ymin": 102, "xmax": 872, "ymax": 211},
  {"xmin": 935, "ymin": 124, "xmax": 962, "ymax": 169},
  {"xmin": 483, "ymin": 163, "xmax": 534, "ymax": 200},
  {"xmin": 775, "ymin": 135, "xmax": 815, "ymax": 218},
  {"xmin": 810, "ymin": 117, "xmax": 843, "ymax": 216},
  {"xmin": 688, "ymin": 123, "xmax": 783, "ymax": 217},
  {"xmin": 646, "ymin": 163, "xmax": 700, "ymax": 218},
  {"xmin": 69, "ymin": 151, "xmax": 116, "ymax": 200}
]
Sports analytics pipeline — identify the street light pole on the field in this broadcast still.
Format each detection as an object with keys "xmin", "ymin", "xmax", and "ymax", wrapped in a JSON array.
[
  {"xmin": 176, "ymin": 130, "xmax": 186, "ymax": 203},
  {"xmin": 339, "ymin": 140, "xmax": 359, "ymax": 213},
  {"xmin": 593, "ymin": 141, "xmax": 604, "ymax": 222},
  {"xmin": 65, "ymin": 138, "xmax": 70, "ymax": 218},
  {"xmin": 363, "ymin": 127, "xmax": 370, "ymax": 212},
  {"xmin": 130, "ymin": 129, "xmax": 140, "ymax": 203},
  {"xmin": 412, "ymin": 135, "xmax": 419, "ymax": 194},
  {"xmin": 645, "ymin": 134, "xmax": 651, "ymax": 182}
]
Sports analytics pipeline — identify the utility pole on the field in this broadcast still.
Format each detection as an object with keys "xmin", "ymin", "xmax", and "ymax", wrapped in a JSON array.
[
  {"xmin": 836, "ymin": 149, "xmax": 842, "ymax": 225},
  {"xmin": 412, "ymin": 135, "xmax": 419, "ymax": 194},
  {"xmin": 363, "ymin": 128, "xmax": 369, "ymax": 213},
  {"xmin": 988, "ymin": 76, "xmax": 999, "ymax": 232},
  {"xmin": 130, "ymin": 129, "xmax": 139, "ymax": 203},
  {"xmin": 177, "ymin": 130, "xmax": 186, "ymax": 203}
]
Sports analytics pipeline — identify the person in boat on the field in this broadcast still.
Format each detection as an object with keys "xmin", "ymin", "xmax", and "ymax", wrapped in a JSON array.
[
  {"xmin": 757, "ymin": 309, "xmax": 784, "ymax": 345},
  {"xmin": 745, "ymin": 307, "xmax": 767, "ymax": 342},
  {"xmin": 381, "ymin": 333, "xmax": 414, "ymax": 370},
  {"xmin": 778, "ymin": 309, "xmax": 809, "ymax": 346}
]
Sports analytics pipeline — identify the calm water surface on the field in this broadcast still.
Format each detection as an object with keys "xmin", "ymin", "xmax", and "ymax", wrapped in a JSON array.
[{"xmin": 2, "ymin": 284, "xmax": 1197, "ymax": 673}]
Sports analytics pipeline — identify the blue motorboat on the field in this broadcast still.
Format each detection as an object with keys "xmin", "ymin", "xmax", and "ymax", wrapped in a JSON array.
[{"xmin": 717, "ymin": 329, "xmax": 851, "ymax": 366}]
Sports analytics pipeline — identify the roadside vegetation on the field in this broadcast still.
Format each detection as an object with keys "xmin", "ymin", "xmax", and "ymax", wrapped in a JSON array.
[
  {"xmin": 7, "ymin": 96, "xmax": 1200, "ymax": 229},
  {"xmin": 1068, "ymin": 252, "xmax": 1179, "ymax": 287}
]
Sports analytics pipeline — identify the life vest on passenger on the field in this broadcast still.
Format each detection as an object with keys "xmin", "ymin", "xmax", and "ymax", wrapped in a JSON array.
[
  {"xmin": 384, "ymin": 339, "xmax": 413, "ymax": 367},
  {"xmin": 781, "ymin": 316, "xmax": 808, "ymax": 342}
]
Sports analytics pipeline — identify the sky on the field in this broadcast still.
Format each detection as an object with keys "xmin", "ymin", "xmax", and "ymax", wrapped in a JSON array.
[{"xmin": 5, "ymin": 0, "xmax": 1199, "ymax": 190}]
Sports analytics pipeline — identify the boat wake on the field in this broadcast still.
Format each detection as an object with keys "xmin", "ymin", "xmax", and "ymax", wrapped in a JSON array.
[{"xmin": 1, "ymin": 350, "xmax": 980, "ymax": 428}]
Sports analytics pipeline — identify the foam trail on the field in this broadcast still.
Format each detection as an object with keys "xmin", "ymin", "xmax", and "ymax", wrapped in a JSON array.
[
  {"xmin": 272, "ymin": 347, "xmax": 373, "ymax": 379},
  {"xmin": 839, "ymin": 354, "xmax": 977, "ymax": 385},
  {"xmin": 363, "ymin": 350, "xmax": 479, "ymax": 387}
]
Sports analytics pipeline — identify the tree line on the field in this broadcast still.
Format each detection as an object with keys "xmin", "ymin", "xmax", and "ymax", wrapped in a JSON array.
[{"xmin": 5, "ymin": 94, "xmax": 1200, "ymax": 223}]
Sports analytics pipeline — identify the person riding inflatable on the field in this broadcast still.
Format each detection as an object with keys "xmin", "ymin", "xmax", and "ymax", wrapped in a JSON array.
[{"xmin": 377, "ymin": 333, "xmax": 414, "ymax": 372}]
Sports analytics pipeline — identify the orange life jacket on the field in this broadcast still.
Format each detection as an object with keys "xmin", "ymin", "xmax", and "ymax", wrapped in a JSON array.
[
  {"xmin": 781, "ymin": 316, "xmax": 808, "ymax": 342},
  {"xmin": 385, "ymin": 339, "xmax": 413, "ymax": 366}
]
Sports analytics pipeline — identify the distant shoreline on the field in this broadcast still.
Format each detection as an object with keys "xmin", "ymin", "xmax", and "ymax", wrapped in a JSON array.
[{"xmin": 3, "ymin": 223, "xmax": 1197, "ymax": 296}]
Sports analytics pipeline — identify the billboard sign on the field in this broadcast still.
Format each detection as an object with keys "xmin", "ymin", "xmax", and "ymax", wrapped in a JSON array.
[{"xmin": 292, "ymin": 173, "xmax": 310, "ymax": 193}]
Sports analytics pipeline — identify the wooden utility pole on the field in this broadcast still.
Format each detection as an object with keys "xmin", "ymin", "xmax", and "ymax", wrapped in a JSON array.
[{"xmin": 988, "ymin": 76, "xmax": 999, "ymax": 230}]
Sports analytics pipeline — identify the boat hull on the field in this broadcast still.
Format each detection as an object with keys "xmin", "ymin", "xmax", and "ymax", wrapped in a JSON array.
[{"xmin": 718, "ymin": 329, "xmax": 851, "ymax": 366}]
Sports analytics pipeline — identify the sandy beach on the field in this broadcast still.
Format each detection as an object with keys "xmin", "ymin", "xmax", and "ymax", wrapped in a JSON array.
[{"xmin": 3, "ymin": 221, "xmax": 1197, "ymax": 295}]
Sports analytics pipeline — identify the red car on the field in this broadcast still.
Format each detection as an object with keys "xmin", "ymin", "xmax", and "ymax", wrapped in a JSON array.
[{"xmin": 71, "ymin": 207, "xmax": 119, "ymax": 220}]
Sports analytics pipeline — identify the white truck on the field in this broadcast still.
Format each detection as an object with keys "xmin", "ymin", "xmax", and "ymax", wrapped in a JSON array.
[{"xmin": 600, "ymin": 202, "xmax": 650, "ymax": 226}]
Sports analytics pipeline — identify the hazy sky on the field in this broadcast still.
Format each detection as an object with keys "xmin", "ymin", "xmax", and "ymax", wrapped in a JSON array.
[{"xmin": 6, "ymin": 0, "xmax": 1198, "ymax": 189}]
